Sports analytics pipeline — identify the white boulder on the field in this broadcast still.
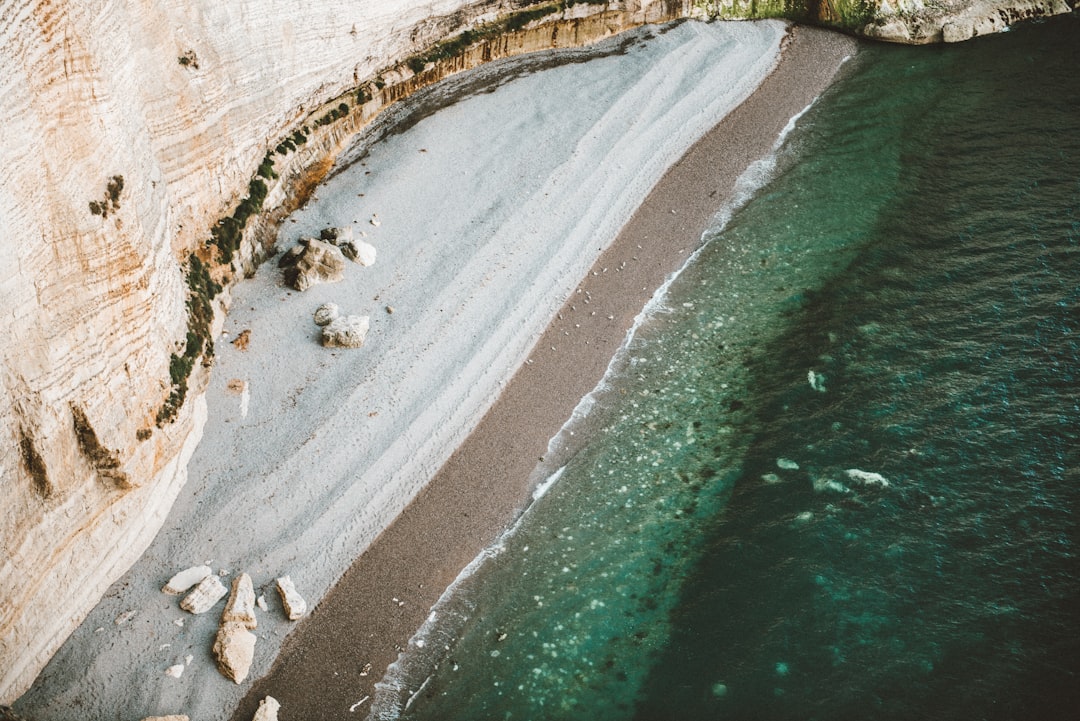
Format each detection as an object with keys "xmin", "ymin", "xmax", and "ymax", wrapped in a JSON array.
[
  {"xmin": 342, "ymin": 239, "xmax": 377, "ymax": 266},
  {"xmin": 845, "ymin": 469, "xmax": 890, "ymax": 487},
  {"xmin": 280, "ymin": 238, "xmax": 347, "ymax": 291},
  {"xmin": 313, "ymin": 302, "xmax": 340, "ymax": 326},
  {"xmin": 212, "ymin": 622, "xmax": 256, "ymax": 684},
  {"xmin": 322, "ymin": 315, "xmax": 370, "ymax": 349},
  {"xmin": 222, "ymin": 573, "xmax": 258, "ymax": 629}
]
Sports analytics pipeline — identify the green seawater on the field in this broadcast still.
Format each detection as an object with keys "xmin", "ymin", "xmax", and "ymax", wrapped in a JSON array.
[{"xmin": 375, "ymin": 15, "xmax": 1080, "ymax": 720}]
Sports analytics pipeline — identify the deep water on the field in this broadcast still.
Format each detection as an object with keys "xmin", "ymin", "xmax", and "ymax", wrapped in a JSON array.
[{"xmin": 373, "ymin": 14, "xmax": 1080, "ymax": 721}]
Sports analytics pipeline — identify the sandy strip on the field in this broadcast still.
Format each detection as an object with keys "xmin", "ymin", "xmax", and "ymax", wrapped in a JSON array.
[
  {"xmin": 16, "ymin": 20, "xmax": 807, "ymax": 721},
  {"xmin": 229, "ymin": 24, "xmax": 858, "ymax": 721}
]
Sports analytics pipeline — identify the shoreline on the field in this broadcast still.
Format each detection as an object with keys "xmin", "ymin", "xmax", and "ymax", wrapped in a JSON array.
[
  {"xmin": 15, "ymin": 20, "xmax": 799, "ymax": 721},
  {"xmin": 232, "ymin": 24, "xmax": 858, "ymax": 720}
]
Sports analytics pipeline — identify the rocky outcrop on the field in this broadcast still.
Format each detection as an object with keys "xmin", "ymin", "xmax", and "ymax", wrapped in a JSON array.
[
  {"xmin": 861, "ymin": 0, "xmax": 1074, "ymax": 42},
  {"xmin": 279, "ymin": 239, "xmax": 347, "ymax": 291},
  {"xmin": 2, "ymin": 0, "xmax": 1072, "ymax": 706}
]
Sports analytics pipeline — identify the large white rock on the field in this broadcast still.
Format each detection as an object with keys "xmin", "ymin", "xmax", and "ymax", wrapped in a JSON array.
[
  {"xmin": 275, "ymin": 576, "xmax": 307, "ymax": 620},
  {"xmin": 179, "ymin": 575, "xmax": 228, "ymax": 614},
  {"xmin": 280, "ymin": 238, "xmax": 347, "ymax": 291},
  {"xmin": 221, "ymin": 573, "xmax": 257, "ymax": 629},
  {"xmin": 252, "ymin": 696, "xmax": 281, "ymax": 721},
  {"xmin": 162, "ymin": 566, "xmax": 212, "ymax": 595},
  {"xmin": 321, "ymin": 315, "xmax": 371, "ymax": 349},
  {"xmin": 212, "ymin": 622, "xmax": 256, "ymax": 684}
]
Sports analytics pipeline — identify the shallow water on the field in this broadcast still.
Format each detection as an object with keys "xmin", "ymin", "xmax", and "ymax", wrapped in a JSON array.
[{"xmin": 373, "ymin": 15, "xmax": 1080, "ymax": 720}]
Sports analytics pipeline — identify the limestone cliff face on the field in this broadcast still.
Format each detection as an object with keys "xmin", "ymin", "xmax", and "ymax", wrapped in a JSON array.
[
  {"xmin": 0, "ymin": 0, "xmax": 1074, "ymax": 705},
  {"xmin": 0, "ymin": 0, "xmax": 591, "ymax": 701}
]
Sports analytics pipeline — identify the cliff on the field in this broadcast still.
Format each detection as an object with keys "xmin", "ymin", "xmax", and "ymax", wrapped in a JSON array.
[{"xmin": 0, "ymin": 0, "xmax": 1074, "ymax": 706}]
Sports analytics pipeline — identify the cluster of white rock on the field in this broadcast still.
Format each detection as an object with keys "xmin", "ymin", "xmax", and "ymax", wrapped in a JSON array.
[
  {"xmin": 161, "ymin": 566, "xmax": 307, "ymax": 685},
  {"xmin": 314, "ymin": 303, "xmax": 371, "ymax": 349},
  {"xmin": 141, "ymin": 694, "xmax": 279, "ymax": 721},
  {"xmin": 278, "ymin": 226, "xmax": 376, "ymax": 291}
]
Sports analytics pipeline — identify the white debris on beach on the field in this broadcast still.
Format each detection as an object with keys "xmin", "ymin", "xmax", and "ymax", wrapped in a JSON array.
[
  {"xmin": 162, "ymin": 566, "xmax": 213, "ymax": 595},
  {"xmin": 322, "ymin": 315, "xmax": 370, "ymax": 348},
  {"xmin": 252, "ymin": 695, "xmax": 281, "ymax": 721},
  {"xmin": 213, "ymin": 622, "xmax": 256, "ymax": 684},
  {"xmin": 276, "ymin": 576, "xmax": 308, "ymax": 620},
  {"xmin": 222, "ymin": 573, "xmax": 258, "ymax": 629},
  {"xmin": 180, "ymin": 575, "xmax": 228, "ymax": 614}
]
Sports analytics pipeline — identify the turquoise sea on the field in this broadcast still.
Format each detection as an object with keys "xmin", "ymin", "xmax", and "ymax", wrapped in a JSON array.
[{"xmin": 373, "ymin": 14, "xmax": 1080, "ymax": 720}]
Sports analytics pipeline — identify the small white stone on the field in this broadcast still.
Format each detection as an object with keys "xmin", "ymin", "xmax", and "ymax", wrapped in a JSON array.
[
  {"xmin": 165, "ymin": 664, "xmax": 185, "ymax": 678},
  {"xmin": 313, "ymin": 302, "xmax": 340, "ymax": 326},
  {"xmin": 276, "ymin": 576, "xmax": 307, "ymax": 620},
  {"xmin": 777, "ymin": 458, "xmax": 800, "ymax": 471},
  {"xmin": 163, "ymin": 565, "xmax": 212, "ymax": 595},
  {"xmin": 257, "ymin": 594, "xmax": 268, "ymax": 612},
  {"xmin": 180, "ymin": 575, "xmax": 228, "ymax": 614},
  {"xmin": 253, "ymin": 696, "xmax": 281, "ymax": 721}
]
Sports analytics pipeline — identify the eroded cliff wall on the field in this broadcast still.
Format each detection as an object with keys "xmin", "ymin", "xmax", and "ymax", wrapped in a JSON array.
[{"xmin": 0, "ymin": 0, "xmax": 614, "ymax": 701}]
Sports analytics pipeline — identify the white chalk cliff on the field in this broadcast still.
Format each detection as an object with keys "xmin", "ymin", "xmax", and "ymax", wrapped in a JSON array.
[{"xmin": 0, "ymin": 0, "xmax": 1074, "ymax": 705}]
